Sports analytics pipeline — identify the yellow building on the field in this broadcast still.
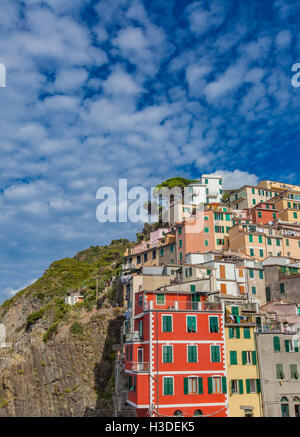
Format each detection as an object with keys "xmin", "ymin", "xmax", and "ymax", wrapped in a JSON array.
[
  {"xmin": 258, "ymin": 180, "xmax": 300, "ymax": 193},
  {"xmin": 267, "ymin": 190, "xmax": 300, "ymax": 224},
  {"xmin": 225, "ymin": 304, "xmax": 262, "ymax": 417}
]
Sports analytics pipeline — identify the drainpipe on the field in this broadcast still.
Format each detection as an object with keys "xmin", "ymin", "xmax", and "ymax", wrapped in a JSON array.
[{"xmin": 254, "ymin": 332, "xmax": 264, "ymax": 417}]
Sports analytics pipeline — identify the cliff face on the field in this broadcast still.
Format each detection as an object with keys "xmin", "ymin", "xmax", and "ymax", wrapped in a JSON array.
[{"xmin": 0, "ymin": 240, "xmax": 130, "ymax": 417}]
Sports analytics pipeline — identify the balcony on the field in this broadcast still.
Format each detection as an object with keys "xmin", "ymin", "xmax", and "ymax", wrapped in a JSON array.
[
  {"xmin": 125, "ymin": 331, "xmax": 143, "ymax": 343},
  {"xmin": 130, "ymin": 362, "xmax": 150, "ymax": 373},
  {"xmin": 143, "ymin": 301, "xmax": 222, "ymax": 312},
  {"xmin": 207, "ymin": 191, "xmax": 219, "ymax": 198},
  {"xmin": 225, "ymin": 314, "xmax": 256, "ymax": 326}
]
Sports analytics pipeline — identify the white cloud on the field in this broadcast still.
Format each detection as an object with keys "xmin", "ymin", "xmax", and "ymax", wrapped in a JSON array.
[
  {"xmin": 212, "ymin": 169, "xmax": 259, "ymax": 189},
  {"xmin": 275, "ymin": 29, "xmax": 292, "ymax": 49}
]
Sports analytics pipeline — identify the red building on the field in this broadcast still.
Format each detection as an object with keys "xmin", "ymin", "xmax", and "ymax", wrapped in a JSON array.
[
  {"xmin": 124, "ymin": 290, "xmax": 228, "ymax": 417},
  {"xmin": 248, "ymin": 202, "xmax": 278, "ymax": 225}
]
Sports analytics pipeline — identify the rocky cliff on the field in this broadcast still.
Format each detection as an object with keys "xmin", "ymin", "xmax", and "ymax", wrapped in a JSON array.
[{"xmin": 0, "ymin": 239, "xmax": 131, "ymax": 417}]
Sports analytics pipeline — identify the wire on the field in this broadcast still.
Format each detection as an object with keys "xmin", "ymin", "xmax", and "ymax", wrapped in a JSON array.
[{"xmin": 152, "ymin": 404, "xmax": 228, "ymax": 418}]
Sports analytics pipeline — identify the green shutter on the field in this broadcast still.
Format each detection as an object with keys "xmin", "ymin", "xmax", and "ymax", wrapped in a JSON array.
[
  {"xmin": 230, "ymin": 351, "xmax": 237, "ymax": 365},
  {"xmin": 285, "ymin": 340, "xmax": 290, "ymax": 352},
  {"xmin": 222, "ymin": 377, "xmax": 227, "ymax": 394},
  {"xmin": 273, "ymin": 336, "xmax": 280, "ymax": 351},
  {"xmin": 236, "ymin": 327, "xmax": 240, "ymax": 338},
  {"xmin": 246, "ymin": 379, "xmax": 250, "ymax": 394},
  {"xmin": 229, "ymin": 327, "xmax": 234, "ymax": 338},
  {"xmin": 242, "ymin": 351, "xmax": 247, "ymax": 365},
  {"xmin": 244, "ymin": 327, "xmax": 250, "ymax": 339},
  {"xmin": 238, "ymin": 379, "xmax": 244, "ymax": 394},
  {"xmin": 211, "ymin": 346, "xmax": 220, "ymax": 362},
  {"xmin": 256, "ymin": 379, "xmax": 261, "ymax": 393},
  {"xmin": 252, "ymin": 351, "xmax": 257, "ymax": 365},
  {"xmin": 198, "ymin": 377, "xmax": 203, "ymax": 394},
  {"xmin": 294, "ymin": 340, "xmax": 299, "ymax": 352},
  {"xmin": 207, "ymin": 377, "xmax": 213, "ymax": 394},
  {"xmin": 183, "ymin": 377, "xmax": 188, "ymax": 395}
]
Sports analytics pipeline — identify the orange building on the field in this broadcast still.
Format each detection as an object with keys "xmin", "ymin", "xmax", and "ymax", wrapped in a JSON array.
[{"xmin": 248, "ymin": 202, "xmax": 278, "ymax": 225}]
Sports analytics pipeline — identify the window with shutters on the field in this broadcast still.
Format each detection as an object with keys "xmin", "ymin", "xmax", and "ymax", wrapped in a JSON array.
[
  {"xmin": 244, "ymin": 327, "xmax": 251, "ymax": 339},
  {"xmin": 210, "ymin": 345, "xmax": 221, "ymax": 362},
  {"xmin": 259, "ymin": 270, "xmax": 264, "ymax": 279},
  {"xmin": 285, "ymin": 339, "xmax": 296, "ymax": 352},
  {"xmin": 162, "ymin": 345, "xmax": 173, "ymax": 363},
  {"xmin": 230, "ymin": 379, "xmax": 239, "ymax": 394},
  {"xmin": 187, "ymin": 345, "xmax": 197, "ymax": 363},
  {"xmin": 212, "ymin": 376, "xmax": 222, "ymax": 394},
  {"xmin": 209, "ymin": 316, "xmax": 219, "ymax": 333},
  {"xmin": 281, "ymin": 397, "xmax": 289, "ymax": 417},
  {"xmin": 280, "ymin": 283, "xmax": 285, "ymax": 293},
  {"xmin": 184, "ymin": 376, "xmax": 203, "ymax": 395},
  {"xmin": 188, "ymin": 377, "xmax": 198, "ymax": 394},
  {"xmin": 187, "ymin": 315, "xmax": 197, "ymax": 333},
  {"xmin": 162, "ymin": 315, "xmax": 172, "ymax": 332},
  {"xmin": 273, "ymin": 336, "xmax": 281, "ymax": 352},
  {"xmin": 230, "ymin": 351, "xmax": 237, "ymax": 365},
  {"xmin": 246, "ymin": 379, "xmax": 257, "ymax": 393},
  {"xmin": 291, "ymin": 364, "xmax": 299, "ymax": 380},
  {"xmin": 249, "ymin": 269, "xmax": 254, "ymax": 278},
  {"xmin": 163, "ymin": 377, "xmax": 174, "ymax": 395},
  {"xmin": 156, "ymin": 294, "xmax": 165, "ymax": 305},
  {"xmin": 276, "ymin": 364, "xmax": 285, "ymax": 379},
  {"xmin": 229, "ymin": 326, "xmax": 240, "ymax": 338}
]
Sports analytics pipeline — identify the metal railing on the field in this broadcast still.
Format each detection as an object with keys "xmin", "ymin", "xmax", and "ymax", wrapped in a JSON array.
[
  {"xmin": 130, "ymin": 362, "xmax": 150, "ymax": 372},
  {"xmin": 143, "ymin": 301, "xmax": 222, "ymax": 312},
  {"xmin": 125, "ymin": 331, "xmax": 143, "ymax": 343}
]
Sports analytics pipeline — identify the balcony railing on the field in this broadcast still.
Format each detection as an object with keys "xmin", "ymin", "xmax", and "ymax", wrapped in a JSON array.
[
  {"xmin": 143, "ymin": 301, "xmax": 222, "ymax": 312},
  {"xmin": 256, "ymin": 325, "xmax": 298, "ymax": 334},
  {"xmin": 125, "ymin": 331, "xmax": 143, "ymax": 343},
  {"xmin": 130, "ymin": 362, "xmax": 150, "ymax": 372}
]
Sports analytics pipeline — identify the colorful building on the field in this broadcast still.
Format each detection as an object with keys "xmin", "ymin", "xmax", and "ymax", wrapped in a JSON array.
[
  {"xmin": 224, "ymin": 303, "xmax": 262, "ymax": 417},
  {"xmin": 124, "ymin": 289, "xmax": 228, "ymax": 417}
]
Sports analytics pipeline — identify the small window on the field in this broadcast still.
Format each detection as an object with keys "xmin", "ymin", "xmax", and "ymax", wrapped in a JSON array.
[
  {"xmin": 211, "ymin": 345, "xmax": 221, "ymax": 362},
  {"xmin": 187, "ymin": 315, "xmax": 197, "ymax": 333},
  {"xmin": 162, "ymin": 345, "xmax": 173, "ymax": 363},
  {"xmin": 194, "ymin": 409, "xmax": 203, "ymax": 416},
  {"xmin": 163, "ymin": 377, "xmax": 174, "ymax": 395},
  {"xmin": 173, "ymin": 410, "xmax": 182, "ymax": 416},
  {"xmin": 162, "ymin": 315, "xmax": 172, "ymax": 332},
  {"xmin": 156, "ymin": 294, "xmax": 165, "ymax": 305},
  {"xmin": 187, "ymin": 345, "xmax": 197, "ymax": 363},
  {"xmin": 209, "ymin": 316, "xmax": 219, "ymax": 333}
]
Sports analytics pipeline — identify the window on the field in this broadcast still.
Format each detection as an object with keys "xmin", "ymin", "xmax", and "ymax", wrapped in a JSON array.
[
  {"xmin": 242, "ymin": 351, "xmax": 256, "ymax": 365},
  {"xmin": 204, "ymin": 215, "xmax": 209, "ymax": 221},
  {"xmin": 205, "ymin": 240, "xmax": 209, "ymax": 247},
  {"xmin": 244, "ymin": 328, "xmax": 251, "ymax": 339},
  {"xmin": 179, "ymin": 252, "xmax": 183, "ymax": 261},
  {"xmin": 259, "ymin": 270, "xmax": 264, "ymax": 279},
  {"xmin": 276, "ymin": 239, "xmax": 281, "ymax": 246},
  {"xmin": 129, "ymin": 375, "xmax": 136, "ymax": 392},
  {"xmin": 162, "ymin": 346, "xmax": 173, "ymax": 363},
  {"xmin": 290, "ymin": 364, "xmax": 299, "ymax": 379},
  {"xmin": 163, "ymin": 377, "xmax": 174, "ymax": 395},
  {"xmin": 285, "ymin": 339, "xmax": 298, "ymax": 352},
  {"xmin": 258, "ymin": 235, "xmax": 263, "ymax": 243},
  {"xmin": 249, "ymin": 235, "xmax": 253, "ymax": 243},
  {"xmin": 160, "ymin": 248, "xmax": 163, "ymax": 257},
  {"xmin": 246, "ymin": 379, "xmax": 260, "ymax": 394},
  {"xmin": 153, "ymin": 250, "xmax": 157, "ymax": 259},
  {"xmin": 173, "ymin": 410, "xmax": 182, "ymax": 416},
  {"xmin": 230, "ymin": 351, "xmax": 237, "ymax": 365},
  {"xmin": 178, "ymin": 227, "xmax": 182, "ymax": 235},
  {"xmin": 231, "ymin": 379, "xmax": 244, "ymax": 395},
  {"xmin": 156, "ymin": 294, "xmax": 165, "ymax": 305},
  {"xmin": 267, "ymin": 238, "xmax": 272, "ymax": 245},
  {"xmin": 273, "ymin": 213, "xmax": 277, "ymax": 219},
  {"xmin": 204, "ymin": 227, "xmax": 209, "ymax": 233},
  {"xmin": 194, "ymin": 409, "xmax": 203, "ymax": 416},
  {"xmin": 187, "ymin": 345, "xmax": 197, "ymax": 363},
  {"xmin": 179, "ymin": 239, "xmax": 182, "ymax": 248},
  {"xmin": 266, "ymin": 287, "xmax": 271, "ymax": 302},
  {"xmin": 137, "ymin": 255, "xmax": 141, "ymax": 264},
  {"xmin": 183, "ymin": 377, "xmax": 203, "ymax": 395},
  {"xmin": 281, "ymin": 397, "xmax": 289, "ymax": 417},
  {"xmin": 276, "ymin": 364, "xmax": 285, "ymax": 379},
  {"xmin": 258, "ymin": 211, "xmax": 262, "ymax": 219},
  {"xmin": 229, "ymin": 326, "xmax": 240, "ymax": 338},
  {"xmin": 187, "ymin": 315, "xmax": 197, "ymax": 333},
  {"xmin": 208, "ymin": 376, "xmax": 227, "ymax": 394},
  {"xmin": 209, "ymin": 316, "xmax": 219, "ymax": 333},
  {"xmin": 273, "ymin": 336, "xmax": 281, "ymax": 351},
  {"xmin": 280, "ymin": 283, "xmax": 285, "ymax": 293},
  {"xmin": 250, "ymin": 249, "xmax": 254, "ymax": 257},
  {"xmin": 144, "ymin": 253, "xmax": 148, "ymax": 262},
  {"xmin": 170, "ymin": 244, "xmax": 174, "ymax": 253},
  {"xmin": 259, "ymin": 249, "xmax": 264, "ymax": 257},
  {"xmin": 294, "ymin": 212, "xmax": 298, "ymax": 219},
  {"xmin": 139, "ymin": 321, "xmax": 143, "ymax": 338},
  {"xmin": 252, "ymin": 188, "xmax": 255, "ymax": 194},
  {"xmin": 249, "ymin": 269, "xmax": 254, "ymax": 278},
  {"xmin": 211, "ymin": 345, "xmax": 221, "ymax": 362},
  {"xmin": 162, "ymin": 315, "xmax": 172, "ymax": 332},
  {"xmin": 251, "ymin": 286, "xmax": 256, "ymax": 295}
]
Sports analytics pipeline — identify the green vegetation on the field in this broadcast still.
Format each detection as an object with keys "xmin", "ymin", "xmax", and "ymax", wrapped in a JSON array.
[
  {"xmin": 26, "ymin": 308, "xmax": 45, "ymax": 329},
  {"xmin": 70, "ymin": 321, "xmax": 83, "ymax": 335},
  {"xmin": 0, "ymin": 239, "xmax": 131, "ymax": 335},
  {"xmin": 156, "ymin": 176, "xmax": 197, "ymax": 191}
]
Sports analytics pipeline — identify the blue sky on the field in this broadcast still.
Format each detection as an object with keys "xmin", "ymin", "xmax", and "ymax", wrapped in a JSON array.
[{"xmin": 0, "ymin": 0, "xmax": 299, "ymax": 302}]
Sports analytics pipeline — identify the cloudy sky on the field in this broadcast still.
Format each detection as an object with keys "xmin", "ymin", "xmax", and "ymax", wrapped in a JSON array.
[{"xmin": 0, "ymin": 0, "xmax": 299, "ymax": 302}]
